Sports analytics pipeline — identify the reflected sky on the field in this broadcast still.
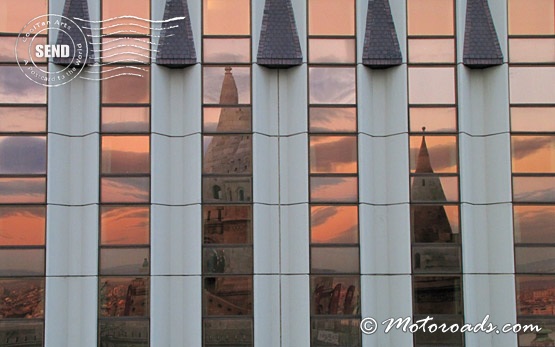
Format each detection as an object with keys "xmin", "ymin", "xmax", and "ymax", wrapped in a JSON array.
[
  {"xmin": 101, "ymin": 206, "xmax": 149, "ymax": 245},
  {"xmin": 0, "ymin": 0, "xmax": 48, "ymax": 33},
  {"xmin": 0, "ymin": 206, "xmax": 45, "ymax": 246},
  {"xmin": 310, "ymin": 136, "xmax": 357, "ymax": 174},
  {"xmin": 0, "ymin": 177, "xmax": 45, "ymax": 203},
  {"xmin": 102, "ymin": 67, "xmax": 150, "ymax": 104},
  {"xmin": 308, "ymin": 0, "xmax": 355, "ymax": 35},
  {"xmin": 409, "ymin": 39, "xmax": 455, "ymax": 63},
  {"xmin": 510, "ymin": 39, "xmax": 555, "ymax": 63},
  {"xmin": 311, "ymin": 205, "xmax": 358, "ymax": 243},
  {"xmin": 309, "ymin": 107, "xmax": 356, "ymax": 132},
  {"xmin": 512, "ymin": 136, "xmax": 555, "ymax": 173},
  {"xmin": 311, "ymin": 177, "xmax": 358, "ymax": 203},
  {"xmin": 409, "ymin": 67, "xmax": 455, "ymax": 105},
  {"xmin": 410, "ymin": 107, "xmax": 457, "ymax": 133},
  {"xmin": 101, "ymin": 136, "xmax": 150, "ymax": 174},
  {"xmin": 203, "ymin": 0, "xmax": 250, "ymax": 35},
  {"xmin": 509, "ymin": 0, "xmax": 555, "ymax": 35},
  {"xmin": 0, "ymin": 249, "xmax": 44, "ymax": 276},
  {"xmin": 510, "ymin": 67, "xmax": 555, "ymax": 104},
  {"xmin": 411, "ymin": 176, "xmax": 459, "ymax": 202},
  {"xmin": 0, "ymin": 136, "xmax": 46, "ymax": 174},
  {"xmin": 203, "ymin": 107, "xmax": 252, "ymax": 133},
  {"xmin": 407, "ymin": 0, "xmax": 454, "ymax": 36},
  {"xmin": 309, "ymin": 67, "xmax": 356, "ymax": 105},
  {"xmin": 513, "ymin": 176, "xmax": 555, "ymax": 202},
  {"xmin": 203, "ymin": 67, "xmax": 250, "ymax": 105},
  {"xmin": 102, "ymin": 37, "xmax": 151, "ymax": 63},
  {"xmin": 511, "ymin": 108, "xmax": 555, "ymax": 132},
  {"xmin": 0, "ymin": 107, "xmax": 46, "ymax": 132},
  {"xmin": 100, "ymin": 248, "xmax": 149, "ymax": 275},
  {"xmin": 0, "ymin": 36, "xmax": 47, "ymax": 63},
  {"xmin": 514, "ymin": 205, "xmax": 555, "ymax": 244},
  {"xmin": 515, "ymin": 247, "xmax": 555, "ymax": 273},
  {"xmin": 0, "ymin": 66, "xmax": 46, "ymax": 104},
  {"xmin": 102, "ymin": 0, "xmax": 150, "ymax": 35},
  {"xmin": 203, "ymin": 38, "xmax": 250, "ymax": 63},
  {"xmin": 102, "ymin": 107, "xmax": 150, "ymax": 133},
  {"xmin": 309, "ymin": 39, "xmax": 356, "ymax": 64},
  {"xmin": 101, "ymin": 177, "xmax": 150, "ymax": 203},
  {"xmin": 203, "ymin": 247, "xmax": 253, "ymax": 274}
]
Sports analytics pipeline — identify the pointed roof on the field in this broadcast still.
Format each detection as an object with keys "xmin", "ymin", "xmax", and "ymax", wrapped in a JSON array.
[
  {"xmin": 415, "ymin": 132, "xmax": 433, "ymax": 173},
  {"xmin": 156, "ymin": 0, "xmax": 197, "ymax": 68},
  {"xmin": 53, "ymin": 0, "xmax": 95, "ymax": 66},
  {"xmin": 463, "ymin": 0, "xmax": 503, "ymax": 68},
  {"xmin": 362, "ymin": 0, "xmax": 402, "ymax": 69},
  {"xmin": 256, "ymin": 0, "xmax": 303, "ymax": 68}
]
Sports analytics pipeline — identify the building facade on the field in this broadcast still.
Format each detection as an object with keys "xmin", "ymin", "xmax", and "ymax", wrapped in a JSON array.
[{"xmin": 0, "ymin": 0, "xmax": 554, "ymax": 346}]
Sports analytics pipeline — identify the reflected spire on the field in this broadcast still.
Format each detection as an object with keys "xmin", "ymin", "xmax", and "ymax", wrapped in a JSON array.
[
  {"xmin": 415, "ymin": 127, "xmax": 434, "ymax": 173},
  {"xmin": 219, "ymin": 67, "xmax": 239, "ymax": 105}
]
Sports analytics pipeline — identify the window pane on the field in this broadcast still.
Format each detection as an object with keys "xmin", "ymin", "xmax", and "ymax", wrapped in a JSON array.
[
  {"xmin": 510, "ymin": 39, "xmax": 555, "ymax": 63},
  {"xmin": 512, "ymin": 136, "xmax": 555, "ymax": 173},
  {"xmin": 410, "ymin": 107, "xmax": 457, "ymax": 133},
  {"xmin": 203, "ymin": 107, "xmax": 251, "ymax": 133},
  {"xmin": 0, "ymin": 36, "xmax": 47, "ymax": 63},
  {"xmin": 509, "ymin": 0, "xmax": 555, "ymax": 35},
  {"xmin": 101, "ymin": 177, "xmax": 150, "ymax": 203},
  {"xmin": 309, "ymin": 67, "xmax": 356, "ymax": 104},
  {"xmin": 203, "ymin": 38, "xmax": 250, "ymax": 63},
  {"xmin": 413, "ymin": 276, "xmax": 463, "ymax": 314},
  {"xmin": 518, "ymin": 318, "xmax": 555, "ymax": 346},
  {"xmin": 102, "ymin": 107, "xmax": 150, "ymax": 133},
  {"xmin": 203, "ymin": 0, "xmax": 250, "ymax": 35},
  {"xmin": 412, "ymin": 205, "xmax": 460, "ymax": 242},
  {"xmin": 0, "ymin": 0, "xmax": 48, "ymax": 33},
  {"xmin": 309, "ymin": 107, "xmax": 357, "ymax": 132},
  {"xmin": 408, "ymin": 39, "xmax": 455, "ymax": 63},
  {"xmin": 101, "ymin": 136, "xmax": 150, "ymax": 174},
  {"xmin": 514, "ymin": 205, "xmax": 555, "ymax": 244},
  {"xmin": 516, "ymin": 275, "xmax": 555, "ymax": 315},
  {"xmin": 411, "ymin": 176, "xmax": 459, "ymax": 202},
  {"xmin": 410, "ymin": 136, "xmax": 457, "ymax": 173},
  {"xmin": 203, "ymin": 276, "xmax": 252, "ymax": 315},
  {"xmin": 99, "ymin": 319, "xmax": 149, "ymax": 345},
  {"xmin": 203, "ymin": 205, "xmax": 252, "ymax": 244},
  {"xmin": 0, "ymin": 136, "xmax": 46, "ymax": 174},
  {"xmin": 203, "ymin": 319, "xmax": 253, "ymax": 346},
  {"xmin": 311, "ymin": 276, "xmax": 360, "ymax": 315},
  {"xmin": 409, "ymin": 67, "xmax": 456, "ymax": 105},
  {"xmin": 511, "ymin": 107, "xmax": 555, "ymax": 132},
  {"xmin": 408, "ymin": 0, "xmax": 454, "ymax": 36},
  {"xmin": 310, "ymin": 136, "xmax": 357, "ymax": 174},
  {"xmin": 99, "ymin": 277, "xmax": 149, "ymax": 317},
  {"xmin": 513, "ymin": 176, "xmax": 555, "ymax": 202},
  {"xmin": 102, "ymin": 0, "xmax": 150, "ymax": 35},
  {"xmin": 310, "ymin": 176, "xmax": 358, "ymax": 203},
  {"xmin": 413, "ymin": 315, "xmax": 464, "ymax": 346},
  {"xmin": 0, "ymin": 249, "xmax": 44, "ymax": 276},
  {"xmin": 203, "ymin": 135, "xmax": 252, "ymax": 174},
  {"xmin": 0, "ymin": 279, "xmax": 44, "ymax": 318},
  {"xmin": 0, "ymin": 206, "xmax": 45, "ymax": 246},
  {"xmin": 308, "ymin": 0, "xmax": 355, "ymax": 35},
  {"xmin": 311, "ymin": 205, "xmax": 358, "ymax": 244},
  {"xmin": 516, "ymin": 247, "xmax": 555, "ymax": 273},
  {"xmin": 309, "ymin": 39, "xmax": 356, "ymax": 63},
  {"xmin": 100, "ymin": 248, "xmax": 150, "ymax": 275},
  {"xmin": 311, "ymin": 319, "xmax": 361, "ymax": 346},
  {"xmin": 311, "ymin": 246, "xmax": 359, "ymax": 273},
  {"xmin": 510, "ymin": 67, "xmax": 555, "ymax": 104},
  {"xmin": 203, "ymin": 247, "xmax": 252, "ymax": 274},
  {"xmin": 203, "ymin": 67, "xmax": 251, "ymax": 105},
  {"xmin": 412, "ymin": 246, "xmax": 461, "ymax": 273},
  {"xmin": 0, "ymin": 177, "xmax": 46, "ymax": 204},
  {"xmin": 202, "ymin": 176, "xmax": 252, "ymax": 203},
  {"xmin": 0, "ymin": 66, "xmax": 46, "ymax": 104},
  {"xmin": 101, "ymin": 206, "xmax": 149, "ymax": 245},
  {"xmin": 0, "ymin": 320, "xmax": 43, "ymax": 345},
  {"xmin": 102, "ymin": 67, "xmax": 150, "ymax": 104},
  {"xmin": 102, "ymin": 37, "xmax": 151, "ymax": 63},
  {"xmin": 0, "ymin": 107, "xmax": 46, "ymax": 133}
]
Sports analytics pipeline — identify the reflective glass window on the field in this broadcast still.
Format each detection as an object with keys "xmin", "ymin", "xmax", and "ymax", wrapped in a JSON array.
[
  {"xmin": 202, "ymin": 176, "xmax": 252, "ymax": 203},
  {"xmin": 99, "ymin": 277, "xmax": 150, "ymax": 317},
  {"xmin": 308, "ymin": 0, "xmax": 355, "ymax": 35},
  {"xmin": 412, "ymin": 246, "xmax": 461, "ymax": 273},
  {"xmin": 510, "ymin": 39, "xmax": 555, "ymax": 63},
  {"xmin": 203, "ymin": 0, "xmax": 250, "ymax": 35},
  {"xmin": 203, "ymin": 38, "xmax": 250, "ymax": 63},
  {"xmin": 509, "ymin": 0, "xmax": 555, "ymax": 35},
  {"xmin": 203, "ymin": 276, "xmax": 252, "ymax": 315},
  {"xmin": 0, "ymin": 136, "xmax": 46, "ymax": 174},
  {"xmin": 202, "ymin": 247, "xmax": 253, "ymax": 274},
  {"xmin": 0, "ymin": 36, "xmax": 47, "ymax": 63},
  {"xmin": 311, "ymin": 276, "xmax": 360, "ymax": 315},
  {"xmin": 0, "ymin": 0, "xmax": 48, "ymax": 33},
  {"xmin": 409, "ymin": 67, "xmax": 456, "ymax": 105},
  {"xmin": 102, "ymin": 107, "xmax": 150, "ymax": 133},
  {"xmin": 102, "ymin": 0, "xmax": 150, "ymax": 35},
  {"xmin": 99, "ymin": 320, "xmax": 149, "ymax": 344},
  {"xmin": 203, "ymin": 107, "xmax": 252, "ymax": 133},
  {"xmin": 310, "ymin": 136, "xmax": 357, "ymax": 174},
  {"xmin": 411, "ymin": 176, "xmax": 459, "ymax": 202},
  {"xmin": 311, "ymin": 246, "xmax": 360, "ymax": 273},
  {"xmin": 408, "ymin": 0, "xmax": 454, "ymax": 36},
  {"xmin": 0, "ymin": 249, "xmax": 44, "ymax": 276},
  {"xmin": 101, "ymin": 67, "xmax": 150, "ymax": 104},
  {"xmin": 311, "ymin": 319, "xmax": 361, "ymax": 346},
  {"xmin": 101, "ymin": 136, "xmax": 150, "ymax": 174},
  {"xmin": 309, "ymin": 107, "xmax": 357, "ymax": 133},
  {"xmin": 203, "ymin": 319, "xmax": 253, "ymax": 345},
  {"xmin": 511, "ymin": 108, "xmax": 555, "ymax": 132},
  {"xmin": 0, "ymin": 206, "xmax": 45, "ymax": 246},
  {"xmin": 309, "ymin": 39, "xmax": 356, "ymax": 63},
  {"xmin": 101, "ymin": 177, "xmax": 150, "ymax": 203},
  {"xmin": 101, "ymin": 206, "xmax": 150, "ymax": 245},
  {"xmin": 512, "ymin": 136, "xmax": 555, "ymax": 173},
  {"xmin": 0, "ymin": 66, "xmax": 46, "ymax": 104},
  {"xmin": 203, "ymin": 67, "xmax": 251, "ymax": 105},
  {"xmin": 0, "ymin": 178, "xmax": 46, "ymax": 204},
  {"xmin": 309, "ymin": 67, "xmax": 356, "ymax": 104},
  {"xmin": 510, "ymin": 67, "xmax": 555, "ymax": 104},
  {"xmin": 515, "ymin": 247, "xmax": 555, "ymax": 273},
  {"xmin": 410, "ymin": 107, "xmax": 457, "ymax": 133},
  {"xmin": 100, "ymin": 248, "xmax": 150, "ymax": 275},
  {"xmin": 310, "ymin": 176, "xmax": 358, "ymax": 203},
  {"xmin": 516, "ymin": 275, "xmax": 555, "ymax": 315},
  {"xmin": 311, "ymin": 205, "xmax": 358, "ymax": 244},
  {"xmin": 411, "ymin": 204, "xmax": 460, "ymax": 242},
  {"xmin": 413, "ymin": 276, "xmax": 463, "ymax": 314},
  {"xmin": 513, "ymin": 176, "xmax": 555, "ymax": 202},
  {"xmin": 203, "ymin": 205, "xmax": 252, "ymax": 244},
  {"xmin": 514, "ymin": 205, "xmax": 555, "ymax": 244},
  {"xmin": 203, "ymin": 135, "xmax": 252, "ymax": 174},
  {"xmin": 101, "ymin": 37, "xmax": 151, "ymax": 63},
  {"xmin": 408, "ymin": 39, "xmax": 455, "ymax": 63},
  {"xmin": 0, "ymin": 107, "xmax": 46, "ymax": 133},
  {"xmin": 0, "ymin": 279, "xmax": 44, "ymax": 318}
]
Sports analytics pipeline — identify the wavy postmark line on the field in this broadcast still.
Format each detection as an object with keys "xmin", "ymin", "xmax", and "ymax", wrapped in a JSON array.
[
  {"xmin": 79, "ymin": 72, "xmax": 144, "ymax": 81},
  {"xmin": 89, "ymin": 37, "xmax": 162, "ymax": 46},
  {"xmin": 87, "ymin": 31, "xmax": 175, "ymax": 38},
  {"xmin": 90, "ymin": 58, "xmax": 149, "ymax": 66},
  {"xmin": 101, "ymin": 51, "xmax": 152, "ymax": 60},
  {"xmin": 85, "ymin": 66, "xmax": 149, "ymax": 74},
  {"xmin": 83, "ymin": 23, "xmax": 180, "ymax": 31},
  {"xmin": 92, "ymin": 44, "xmax": 158, "ymax": 54},
  {"xmin": 74, "ymin": 15, "xmax": 186, "ymax": 24}
]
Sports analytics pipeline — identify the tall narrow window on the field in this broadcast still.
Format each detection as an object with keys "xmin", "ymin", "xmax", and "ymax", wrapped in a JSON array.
[
  {"xmin": 407, "ymin": 1, "xmax": 464, "ymax": 346},
  {"xmin": 98, "ymin": 0, "xmax": 151, "ymax": 345},
  {"xmin": 202, "ymin": 1, "xmax": 254, "ymax": 346},
  {"xmin": 509, "ymin": 0, "xmax": 555, "ymax": 344},
  {"xmin": 308, "ymin": 1, "xmax": 361, "ymax": 345}
]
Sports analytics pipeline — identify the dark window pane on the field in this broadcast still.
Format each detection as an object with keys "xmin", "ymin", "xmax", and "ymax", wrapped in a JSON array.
[
  {"xmin": 510, "ymin": 67, "xmax": 555, "ymax": 104},
  {"xmin": 0, "ymin": 206, "xmax": 45, "ymax": 246},
  {"xmin": 99, "ymin": 277, "xmax": 149, "ymax": 317},
  {"xmin": 408, "ymin": 38, "xmax": 455, "ymax": 63},
  {"xmin": 509, "ymin": 0, "xmax": 555, "ymax": 35},
  {"xmin": 203, "ymin": 0, "xmax": 250, "ymax": 35},
  {"xmin": 203, "ymin": 247, "xmax": 253, "ymax": 274},
  {"xmin": 309, "ymin": 107, "xmax": 357, "ymax": 133},
  {"xmin": 413, "ymin": 315, "xmax": 464, "ymax": 347},
  {"xmin": 101, "ymin": 177, "xmax": 150, "ymax": 203},
  {"xmin": 102, "ymin": 107, "xmax": 150, "ymax": 133},
  {"xmin": 0, "ymin": 178, "xmax": 46, "ymax": 204},
  {"xmin": 410, "ymin": 136, "xmax": 457, "ymax": 173},
  {"xmin": 101, "ymin": 67, "xmax": 150, "ymax": 104},
  {"xmin": 100, "ymin": 247, "xmax": 150, "ymax": 275},
  {"xmin": 203, "ymin": 319, "xmax": 253, "ymax": 346},
  {"xmin": 309, "ymin": 39, "xmax": 356, "ymax": 63},
  {"xmin": 413, "ymin": 276, "xmax": 463, "ymax": 315},
  {"xmin": 516, "ymin": 247, "xmax": 555, "ymax": 273},
  {"xmin": 0, "ymin": 136, "xmax": 46, "ymax": 174},
  {"xmin": 0, "ymin": 66, "xmax": 46, "ymax": 104},
  {"xmin": 0, "ymin": 107, "xmax": 46, "ymax": 133},
  {"xmin": 308, "ymin": 0, "xmax": 355, "ymax": 35},
  {"xmin": 511, "ymin": 108, "xmax": 555, "ymax": 132},
  {"xmin": 407, "ymin": 0, "xmax": 454, "ymax": 36},
  {"xmin": 203, "ymin": 205, "xmax": 252, "ymax": 244},
  {"xmin": 310, "ymin": 136, "xmax": 357, "ymax": 174},
  {"xmin": 202, "ymin": 176, "xmax": 252, "ymax": 203},
  {"xmin": 203, "ymin": 135, "xmax": 252, "ymax": 174},
  {"xmin": 514, "ymin": 205, "xmax": 555, "ymax": 244},
  {"xmin": 101, "ymin": 206, "xmax": 149, "ymax": 245},
  {"xmin": 409, "ymin": 67, "xmax": 456, "ymax": 105},
  {"xmin": 311, "ymin": 246, "xmax": 359, "ymax": 274},
  {"xmin": 410, "ymin": 107, "xmax": 457, "ymax": 133},
  {"xmin": 309, "ymin": 67, "xmax": 356, "ymax": 105},
  {"xmin": 203, "ymin": 276, "xmax": 252, "ymax": 315},
  {"xmin": 0, "ymin": 279, "xmax": 44, "ymax": 318},
  {"xmin": 102, "ymin": 0, "xmax": 150, "ymax": 35},
  {"xmin": 517, "ymin": 318, "xmax": 555, "ymax": 346},
  {"xmin": 311, "ymin": 205, "xmax": 358, "ymax": 244},
  {"xmin": 0, "ymin": 0, "xmax": 47, "ymax": 33},
  {"xmin": 513, "ymin": 176, "xmax": 555, "ymax": 202},
  {"xmin": 411, "ymin": 205, "xmax": 460, "ymax": 242},
  {"xmin": 512, "ymin": 136, "xmax": 555, "ymax": 173},
  {"xmin": 99, "ymin": 319, "xmax": 149, "ymax": 345},
  {"xmin": 310, "ymin": 177, "xmax": 358, "ymax": 203},
  {"xmin": 203, "ymin": 67, "xmax": 250, "ymax": 105},
  {"xmin": 203, "ymin": 38, "xmax": 250, "ymax": 63},
  {"xmin": 203, "ymin": 107, "xmax": 251, "ymax": 133},
  {"xmin": 510, "ymin": 39, "xmax": 555, "ymax": 63},
  {"xmin": 411, "ymin": 176, "xmax": 459, "ymax": 202},
  {"xmin": 311, "ymin": 276, "xmax": 360, "ymax": 315},
  {"xmin": 102, "ymin": 136, "xmax": 150, "ymax": 174},
  {"xmin": 516, "ymin": 275, "xmax": 555, "ymax": 316},
  {"xmin": 102, "ymin": 37, "xmax": 151, "ymax": 63},
  {"xmin": 311, "ymin": 318, "xmax": 361, "ymax": 347},
  {"xmin": 0, "ymin": 36, "xmax": 47, "ymax": 63},
  {"xmin": 412, "ymin": 246, "xmax": 461, "ymax": 273},
  {"xmin": 0, "ymin": 249, "xmax": 44, "ymax": 276}
]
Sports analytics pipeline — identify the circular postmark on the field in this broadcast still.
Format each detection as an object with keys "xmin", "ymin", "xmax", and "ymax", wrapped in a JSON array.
[{"xmin": 15, "ymin": 14, "xmax": 89, "ymax": 87}]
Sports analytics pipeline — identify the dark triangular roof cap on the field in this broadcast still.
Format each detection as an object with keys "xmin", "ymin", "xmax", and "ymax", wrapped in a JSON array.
[
  {"xmin": 53, "ymin": 0, "xmax": 95, "ymax": 66},
  {"xmin": 463, "ymin": 0, "xmax": 503, "ymax": 68},
  {"xmin": 156, "ymin": 0, "xmax": 197, "ymax": 68},
  {"xmin": 362, "ymin": 0, "xmax": 402, "ymax": 69}
]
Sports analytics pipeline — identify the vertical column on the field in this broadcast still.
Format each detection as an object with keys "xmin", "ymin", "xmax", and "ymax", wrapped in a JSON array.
[{"xmin": 508, "ymin": 0, "xmax": 555, "ymax": 345}]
